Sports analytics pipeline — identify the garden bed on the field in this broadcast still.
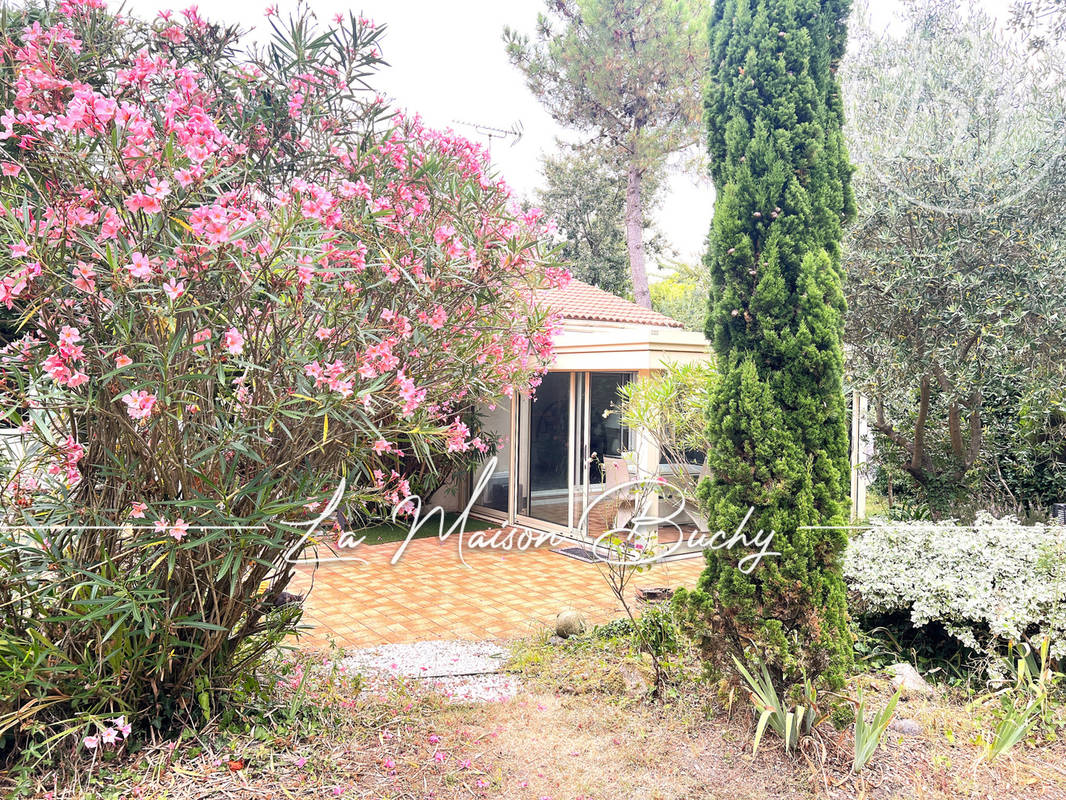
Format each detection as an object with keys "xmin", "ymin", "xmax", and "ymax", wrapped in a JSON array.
[{"xmin": 10, "ymin": 635, "xmax": 1066, "ymax": 800}]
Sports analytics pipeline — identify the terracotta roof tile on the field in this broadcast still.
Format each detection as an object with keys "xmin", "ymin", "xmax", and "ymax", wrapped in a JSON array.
[{"xmin": 534, "ymin": 279, "xmax": 686, "ymax": 329}]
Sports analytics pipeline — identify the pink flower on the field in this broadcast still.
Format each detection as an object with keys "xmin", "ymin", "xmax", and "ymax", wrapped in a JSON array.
[
  {"xmin": 433, "ymin": 224, "xmax": 455, "ymax": 245},
  {"xmin": 42, "ymin": 353, "xmax": 70, "ymax": 384},
  {"xmin": 130, "ymin": 501, "xmax": 147, "ymax": 518},
  {"xmin": 126, "ymin": 252, "xmax": 153, "ymax": 280},
  {"xmin": 446, "ymin": 417, "xmax": 471, "ymax": 453},
  {"xmin": 10, "ymin": 241, "xmax": 30, "ymax": 257},
  {"xmin": 162, "ymin": 277, "xmax": 185, "ymax": 300},
  {"xmin": 2, "ymin": 162, "xmax": 20, "ymax": 177},
  {"xmin": 115, "ymin": 353, "xmax": 133, "ymax": 369},
  {"xmin": 287, "ymin": 92, "xmax": 305, "ymax": 119},
  {"xmin": 99, "ymin": 207, "xmax": 122, "ymax": 240},
  {"xmin": 58, "ymin": 326, "xmax": 81, "ymax": 347},
  {"xmin": 396, "ymin": 371, "xmax": 426, "ymax": 416},
  {"xmin": 432, "ymin": 750, "xmax": 446, "ymax": 763},
  {"xmin": 159, "ymin": 24, "xmax": 186, "ymax": 44},
  {"xmin": 83, "ymin": 734, "xmax": 100, "ymax": 750},
  {"xmin": 222, "ymin": 327, "xmax": 244, "ymax": 355},
  {"xmin": 67, "ymin": 371, "xmax": 90, "ymax": 388},
  {"xmin": 427, "ymin": 734, "xmax": 440, "ymax": 743},
  {"xmin": 169, "ymin": 518, "xmax": 189, "ymax": 541},
  {"xmin": 418, "ymin": 305, "xmax": 448, "ymax": 330},
  {"xmin": 100, "ymin": 727, "xmax": 118, "ymax": 745},
  {"xmin": 111, "ymin": 716, "xmax": 132, "ymax": 738},
  {"xmin": 124, "ymin": 192, "xmax": 162, "ymax": 215},
  {"xmin": 382, "ymin": 757, "xmax": 395, "ymax": 770},
  {"xmin": 146, "ymin": 177, "xmax": 170, "ymax": 199},
  {"xmin": 122, "ymin": 390, "xmax": 158, "ymax": 421},
  {"xmin": 371, "ymin": 439, "xmax": 390, "ymax": 454},
  {"xmin": 73, "ymin": 262, "xmax": 96, "ymax": 293},
  {"xmin": 192, "ymin": 328, "xmax": 212, "ymax": 351},
  {"xmin": 154, "ymin": 518, "xmax": 170, "ymax": 534}
]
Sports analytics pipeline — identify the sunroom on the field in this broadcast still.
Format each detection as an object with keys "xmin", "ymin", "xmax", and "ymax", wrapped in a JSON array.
[{"xmin": 436, "ymin": 279, "xmax": 712, "ymax": 549}]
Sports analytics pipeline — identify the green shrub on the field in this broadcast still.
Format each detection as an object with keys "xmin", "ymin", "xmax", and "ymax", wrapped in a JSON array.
[
  {"xmin": 650, "ymin": 261, "xmax": 710, "ymax": 332},
  {"xmin": 845, "ymin": 514, "xmax": 1066, "ymax": 659},
  {"xmin": 615, "ymin": 361, "xmax": 715, "ymax": 506},
  {"xmin": 0, "ymin": 3, "xmax": 558, "ymax": 765},
  {"xmin": 635, "ymin": 604, "xmax": 683, "ymax": 661}
]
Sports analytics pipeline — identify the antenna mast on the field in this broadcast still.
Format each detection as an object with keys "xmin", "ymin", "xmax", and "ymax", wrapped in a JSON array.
[{"xmin": 451, "ymin": 119, "xmax": 524, "ymax": 156}]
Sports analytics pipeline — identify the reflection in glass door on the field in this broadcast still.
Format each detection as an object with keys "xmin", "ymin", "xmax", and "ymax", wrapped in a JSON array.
[
  {"xmin": 574, "ymin": 372, "xmax": 633, "ymax": 540},
  {"xmin": 471, "ymin": 397, "xmax": 512, "ymax": 517},
  {"xmin": 588, "ymin": 372, "xmax": 632, "ymax": 482},
  {"xmin": 517, "ymin": 372, "xmax": 572, "ymax": 527}
]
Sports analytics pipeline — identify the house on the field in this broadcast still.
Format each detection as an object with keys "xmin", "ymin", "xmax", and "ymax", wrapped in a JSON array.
[{"xmin": 436, "ymin": 278, "xmax": 712, "ymax": 545}]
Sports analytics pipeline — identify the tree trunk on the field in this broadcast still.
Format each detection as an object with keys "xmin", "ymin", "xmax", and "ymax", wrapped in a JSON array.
[
  {"xmin": 625, "ymin": 159, "xmax": 652, "ymax": 308},
  {"xmin": 910, "ymin": 374, "xmax": 932, "ymax": 475},
  {"xmin": 948, "ymin": 400, "xmax": 965, "ymax": 462}
]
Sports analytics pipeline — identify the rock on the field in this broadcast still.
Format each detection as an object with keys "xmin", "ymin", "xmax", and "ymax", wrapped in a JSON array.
[
  {"xmin": 555, "ymin": 610, "xmax": 587, "ymax": 639},
  {"xmin": 888, "ymin": 718, "xmax": 922, "ymax": 736},
  {"xmin": 886, "ymin": 663, "xmax": 933, "ymax": 696}
]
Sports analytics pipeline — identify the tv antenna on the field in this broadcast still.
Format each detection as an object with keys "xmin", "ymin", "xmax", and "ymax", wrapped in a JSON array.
[{"xmin": 451, "ymin": 119, "xmax": 524, "ymax": 156}]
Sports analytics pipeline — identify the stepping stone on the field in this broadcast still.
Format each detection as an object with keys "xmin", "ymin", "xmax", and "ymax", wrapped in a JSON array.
[
  {"xmin": 341, "ymin": 639, "xmax": 509, "ymax": 679},
  {"xmin": 341, "ymin": 640, "xmax": 518, "ymax": 703}
]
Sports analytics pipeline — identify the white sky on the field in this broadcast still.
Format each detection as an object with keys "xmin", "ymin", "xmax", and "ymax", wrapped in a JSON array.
[{"xmin": 125, "ymin": 0, "xmax": 1014, "ymax": 277}]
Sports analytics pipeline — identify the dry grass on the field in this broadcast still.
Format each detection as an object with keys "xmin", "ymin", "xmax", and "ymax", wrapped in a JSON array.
[{"xmin": 8, "ymin": 637, "xmax": 1066, "ymax": 800}]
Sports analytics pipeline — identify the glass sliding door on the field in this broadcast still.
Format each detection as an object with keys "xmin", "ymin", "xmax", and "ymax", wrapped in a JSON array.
[
  {"xmin": 517, "ymin": 371, "xmax": 572, "ymax": 528},
  {"xmin": 485, "ymin": 370, "xmax": 635, "ymax": 538},
  {"xmin": 470, "ymin": 397, "xmax": 512, "ymax": 518},
  {"xmin": 579, "ymin": 372, "xmax": 633, "ymax": 541},
  {"xmin": 587, "ymin": 372, "xmax": 632, "ymax": 483}
]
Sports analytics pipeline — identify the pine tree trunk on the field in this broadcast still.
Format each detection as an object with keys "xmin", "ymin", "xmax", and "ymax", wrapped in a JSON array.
[{"xmin": 624, "ymin": 160, "xmax": 652, "ymax": 308}]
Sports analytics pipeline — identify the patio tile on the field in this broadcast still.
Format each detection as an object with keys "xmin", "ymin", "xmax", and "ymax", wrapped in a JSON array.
[{"xmin": 287, "ymin": 531, "xmax": 706, "ymax": 649}]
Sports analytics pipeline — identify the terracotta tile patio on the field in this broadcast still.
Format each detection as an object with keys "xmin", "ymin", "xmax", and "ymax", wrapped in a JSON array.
[{"xmin": 286, "ymin": 532, "xmax": 706, "ymax": 649}]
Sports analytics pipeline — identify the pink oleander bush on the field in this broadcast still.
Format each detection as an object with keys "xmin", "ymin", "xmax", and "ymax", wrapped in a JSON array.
[{"xmin": 0, "ymin": 0, "xmax": 564, "ymax": 764}]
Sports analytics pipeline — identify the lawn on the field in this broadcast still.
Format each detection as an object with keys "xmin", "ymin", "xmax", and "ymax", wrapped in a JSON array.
[{"xmin": 349, "ymin": 512, "xmax": 498, "ymax": 546}]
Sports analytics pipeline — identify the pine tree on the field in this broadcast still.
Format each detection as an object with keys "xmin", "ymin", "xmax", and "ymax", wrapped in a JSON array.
[
  {"xmin": 679, "ymin": 0, "xmax": 855, "ymax": 690},
  {"xmin": 505, "ymin": 0, "xmax": 708, "ymax": 308}
]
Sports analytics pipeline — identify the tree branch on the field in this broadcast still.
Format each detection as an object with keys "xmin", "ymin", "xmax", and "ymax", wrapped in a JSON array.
[{"xmin": 911, "ymin": 374, "xmax": 933, "ymax": 474}]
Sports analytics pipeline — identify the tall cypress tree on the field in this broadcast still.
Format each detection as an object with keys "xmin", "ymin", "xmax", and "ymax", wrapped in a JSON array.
[{"xmin": 681, "ymin": 0, "xmax": 855, "ymax": 690}]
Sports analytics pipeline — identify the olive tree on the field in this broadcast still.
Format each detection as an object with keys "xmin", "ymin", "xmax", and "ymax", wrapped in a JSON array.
[{"xmin": 842, "ymin": 0, "xmax": 1066, "ymax": 514}]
